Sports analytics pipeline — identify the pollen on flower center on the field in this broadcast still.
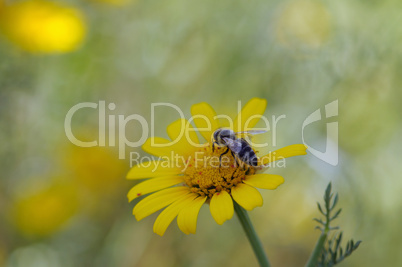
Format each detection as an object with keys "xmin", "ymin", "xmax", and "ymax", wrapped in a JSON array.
[{"xmin": 183, "ymin": 144, "xmax": 256, "ymax": 198}]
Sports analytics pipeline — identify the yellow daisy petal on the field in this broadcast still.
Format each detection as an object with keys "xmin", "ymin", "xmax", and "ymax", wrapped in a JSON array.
[
  {"xmin": 261, "ymin": 144, "xmax": 307, "ymax": 165},
  {"xmin": 190, "ymin": 102, "xmax": 220, "ymax": 142},
  {"xmin": 177, "ymin": 196, "xmax": 207, "ymax": 234},
  {"xmin": 127, "ymin": 176, "xmax": 184, "ymax": 201},
  {"xmin": 233, "ymin": 98, "xmax": 267, "ymax": 132},
  {"xmin": 153, "ymin": 193, "xmax": 198, "ymax": 236},
  {"xmin": 209, "ymin": 191, "xmax": 234, "ymax": 225},
  {"xmin": 243, "ymin": 174, "xmax": 284, "ymax": 190},
  {"xmin": 231, "ymin": 183, "xmax": 263, "ymax": 211},
  {"xmin": 167, "ymin": 119, "xmax": 200, "ymax": 152},
  {"xmin": 133, "ymin": 187, "xmax": 189, "ymax": 221},
  {"xmin": 127, "ymin": 160, "xmax": 182, "ymax": 179},
  {"xmin": 142, "ymin": 137, "xmax": 188, "ymax": 158}
]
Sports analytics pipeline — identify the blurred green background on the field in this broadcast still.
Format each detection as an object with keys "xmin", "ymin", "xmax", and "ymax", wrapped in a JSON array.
[{"xmin": 1, "ymin": 0, "xmax": 401, "ymax": 266}]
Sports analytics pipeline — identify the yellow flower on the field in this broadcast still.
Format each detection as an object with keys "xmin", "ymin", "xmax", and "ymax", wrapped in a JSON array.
[
  {"xmin": 127, "ymin": 98, "xmax": 307, "ymax": 236},
  {"xmin": 276, "ymin": 0, "xmax": 331, "ymax": 48},
  {"xmin": 0, "ymin": 0, "xmax": 86, "ymax": 53},
  {"xmin": 65, "ymin": 145, "xmax": 127, "ymax": 195},
  {"xmin": 12, "ymin": 182, "xmax": 79, "ymax": 237}
]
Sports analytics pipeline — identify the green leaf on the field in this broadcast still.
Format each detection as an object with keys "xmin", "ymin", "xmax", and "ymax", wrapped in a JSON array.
[
  {"xmin": 330, "ymin": 193, "xmax": 339, "ymax": 211},
  {"xmin": 330, "ymin": 209, "xmax": 342, "ymax": 221}
]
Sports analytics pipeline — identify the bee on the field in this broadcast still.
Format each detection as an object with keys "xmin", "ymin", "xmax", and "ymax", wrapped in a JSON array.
[{"xmin": 212, "ymin": 128, "xmax": 266, "ymax": 167}]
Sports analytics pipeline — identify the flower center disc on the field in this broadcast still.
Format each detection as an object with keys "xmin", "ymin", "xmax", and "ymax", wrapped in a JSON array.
[{"xmin": 183, "ymin": 145, "xmax": 256, "ymax": 198}]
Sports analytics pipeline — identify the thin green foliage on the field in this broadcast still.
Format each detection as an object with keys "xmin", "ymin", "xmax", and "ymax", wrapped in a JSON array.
[{"xmin": 305, "ymin": 183, "xmax": 361, "ymax": 267}]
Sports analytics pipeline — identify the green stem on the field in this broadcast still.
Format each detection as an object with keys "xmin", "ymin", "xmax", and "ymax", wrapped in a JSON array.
[
  {"xmin": 305, "ymin": 229, "xmax": 328, "ymax": 267},
  {"xmin": 234, "ymin": 201, "xmax": 271, "ymax": 267}
]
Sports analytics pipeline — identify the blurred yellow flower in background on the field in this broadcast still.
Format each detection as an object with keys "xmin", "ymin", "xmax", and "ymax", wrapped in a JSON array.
[
  {"xmin": 276, "ymin": 0, "xmax": 332, "ymax": 48},
  {"xmin": 54, "ymin": 129, "xmax": 129, "ymax": 218},
  {"xmin": 11, "ymin": 182, "xmax": 79, "ymax": 237},
  {"xmin": 65, "ymin": 145, "xmax": 127, "ymax": 195},
  {"xmin": 127, "ymin": 98, "xmax": 307, "ymax": 236},
  {"xmin": 0, "ymin": 0, "xmax": 86, "ymax": 53}
]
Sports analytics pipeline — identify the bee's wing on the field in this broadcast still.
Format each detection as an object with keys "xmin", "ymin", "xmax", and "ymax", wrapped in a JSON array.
[
  {"xmin": 222, "ymin": 137, "xmax": 242, "ymax": 153},
  {"xmin": 234, "ymin": 130, "xmax": 267, "ymax": 138}
]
